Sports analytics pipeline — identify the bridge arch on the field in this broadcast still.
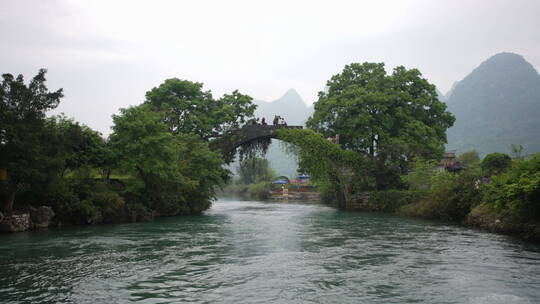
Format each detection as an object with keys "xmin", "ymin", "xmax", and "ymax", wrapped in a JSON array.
[{"xmin": 210, "ymin": 125, "xmax": 303, "ymax": 163}]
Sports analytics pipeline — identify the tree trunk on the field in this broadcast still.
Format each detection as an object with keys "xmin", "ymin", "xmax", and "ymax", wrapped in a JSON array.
[{"xmin": 1, "ymin": 188, "xmax": 15, "ymax": 213}]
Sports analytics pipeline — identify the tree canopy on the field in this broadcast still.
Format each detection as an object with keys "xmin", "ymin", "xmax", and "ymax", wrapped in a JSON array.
[
  {"xmin": 144, "ymin": 78, "xmax": 256, "ymax": 139},
  {"xmin": 109, "ymin": 101, "xmax": 231, "ymax": 215},
  {"xmin": 306, "ymin": 62, "xmax": 455, "ymax": 189},
  {"xmin": 277, "ymin": 128, "xmax": 370, "ymax": 205},
  {"xmin": 0, "ymin": 69, "xmax": 64, "ymax": 212},
  {"xmin": 481, "ymin": 152, "xmax": 512, "ymax": 176}
]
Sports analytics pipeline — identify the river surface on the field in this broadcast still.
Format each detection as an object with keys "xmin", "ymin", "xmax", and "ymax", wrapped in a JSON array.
[{"xmin": 1, "ymin": 199, "xmax": 540, "ymax": 303}]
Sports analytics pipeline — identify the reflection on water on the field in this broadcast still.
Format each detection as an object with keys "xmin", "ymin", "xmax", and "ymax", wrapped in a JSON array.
[{"xmin": 1, "ymin": 199, "xmax": 539, "ymax": 303}]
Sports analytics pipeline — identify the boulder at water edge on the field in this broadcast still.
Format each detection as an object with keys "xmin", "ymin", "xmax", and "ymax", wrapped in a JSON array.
[
  {"xmin": 29, "ymin": 206, "xmax": 55, "ymax": 228},
  {"xmin": 0, "ymin": 213, "xmax": 31, "ymax": 232}
]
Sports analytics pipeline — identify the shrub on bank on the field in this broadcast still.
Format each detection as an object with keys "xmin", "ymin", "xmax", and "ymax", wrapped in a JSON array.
[
  {"xmin": 43, "ymin": 177, "xmax": 125, "ymax": 224},
  {"xmin": 365, "ymin": 190, "xmax": 427, "ymax": 212},
  {"xmin": 472, "ymin": 154, "xmax": 540, "ymax": 237},
  {"xmin": 481, "ymin": 152, "xmax": 512, "ymax": 176},
  {"xmin": 399, "ymin": 167, "xmax": 483, "ymax": 222}
]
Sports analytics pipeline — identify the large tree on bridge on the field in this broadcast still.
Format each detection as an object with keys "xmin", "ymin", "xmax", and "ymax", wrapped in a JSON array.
[
  {"xmin": 144, "ymin": 78, "xmax": 256, "ymax": 139},
  {"xmin": 306, "ymin": 62, "xmax": 455, "ymax": 189}
]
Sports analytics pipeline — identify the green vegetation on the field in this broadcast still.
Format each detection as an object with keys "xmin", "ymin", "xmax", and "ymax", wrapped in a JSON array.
[
  {"xmin": 481, "ymin": 152, "xmax": 512, "ymax": 176},
  {"xmin": 145, "ymin": 79, "xmax": 255, "ymax": 139},
  {"xmin": 1, "ymin": 70, "xmax": 255, "ymax": 226},
  {"xmin": 276, "ymin": 62, "xmax": 454, "ymax": 205},
  {"xmin": 109, "ymin": 104, "xmax": 228, "ymax": 216},
  {"xmin": 399, "ymin": 154, "xmax": 540, "ymax": 238},
  {"xmin": 363, "ymin": 190, "xmax": 426, "ymax": 213},
  {"xmin": 473, "ymin": 154, "xmax": 540, "ymax": 235},
  {"xmin": 0, "ymin": 69, "xmax": 64, "ymax": 213},
  {"xmin": 277, "ymin": 128, "xmax": 368, "ymax": 206},
  {"xmin": 270, "ymin": 61, "xmax": 540, "ymax": 239},
  {"xmin": 3, "ymin": 59, "xmax": 538, "ymax": 240},
  {"xmin": 306, "ymin": 62, "xmax": 454, "ymax": 189},
  {"xmin": 400, "ymin": 166, "xmax": 483, "ymax": 222}
]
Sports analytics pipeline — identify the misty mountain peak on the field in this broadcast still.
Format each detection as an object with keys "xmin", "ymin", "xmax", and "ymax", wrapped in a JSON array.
[
  {"xmin": 281, "ymin": 88, "xmax": 301, "ymax": 99},
  {"xmin": 253, "ymin": 88, "xmax": 312, "ymax": 125},
  {"xmin": 471, "ymin": 52, "xmax": 538, "ymax": 80},
  {"xmin": 446, "ymin": 52, "xmax": 540, "ymax": 155},
  {"xmin": 450, "ymin": 52, "xmax": 540, "ymax": 106}
]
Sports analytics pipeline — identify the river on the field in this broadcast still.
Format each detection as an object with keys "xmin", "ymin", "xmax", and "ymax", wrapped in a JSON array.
[{"xmin": 1, "ymin": 199, "xmax": 539, "ymax": 303}]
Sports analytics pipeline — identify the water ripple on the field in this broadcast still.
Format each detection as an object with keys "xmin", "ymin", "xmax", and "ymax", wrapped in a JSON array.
[{"xmin": 1, "ymin": 199, "xmax": 539, "ymax": 303}]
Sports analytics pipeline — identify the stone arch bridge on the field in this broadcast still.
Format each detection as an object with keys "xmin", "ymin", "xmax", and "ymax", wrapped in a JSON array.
[{"xmin": 210, "ymin": 125, "xmax": 302, "ymax": 162}]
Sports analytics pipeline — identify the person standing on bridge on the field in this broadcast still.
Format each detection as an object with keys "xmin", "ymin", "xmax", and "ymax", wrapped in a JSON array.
[
  {"xmin": 261, "ymin": 117, "xmax": 267, "ymax": 125},
  {"xmin": 273, "ymin": 115, "xmax": 279, "ymax": 125}
]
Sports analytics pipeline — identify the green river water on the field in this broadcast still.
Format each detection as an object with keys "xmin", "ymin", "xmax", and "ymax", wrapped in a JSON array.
[{"xmin": 1, "ymin": 199, "xmax": 540, "ymax": 303}]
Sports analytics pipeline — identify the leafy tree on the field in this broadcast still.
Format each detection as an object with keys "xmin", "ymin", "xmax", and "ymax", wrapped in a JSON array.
[
  {"xmin": 0, "ymin": 69, "xmax": 64, "ymax": 212},
  {"xmin": 402, "ymin": 158, "xmax": 438, "ymax": 191},
  {"xmin": 481, "ymin": 154, "xmax": 540, "ymax": 221},
  {"xmin": 277, "ymin": 128, "xmax": 370, "ymax": 206},
  {"xmin": 481, "ymin": 152, "xmax": 512, "ymax": 176},
  {"xmin": 306, "ymin": 62, "xmax": 455, "ymax": 189},
  {"xmin": 50, "ymin": 114, "xmax": 108, "ymax": 175},
  {"xmin": 110, "ymin": 105, "xmax": 183, "ymax": 210},
  {"xmin": 144, "ymin": 78, "xmax": 256, "ymax": 139},
  {"xmin": 109, "ymin": 104, "xmax": 227, "ymax": 214},
  {"xmin": 175, "ymin": 134, "xmax": 229, "ymax": 211},
  {"xmin": 237, "ymin": 157, "xmax": 276, "ymax": 184}
]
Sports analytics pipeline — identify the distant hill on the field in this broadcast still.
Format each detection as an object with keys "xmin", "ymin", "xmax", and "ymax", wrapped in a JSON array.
[
  {"xmin": 253, "ymin": 88, "xmax": 313, "ymax": 125},
  {"xmin": 252, "ymin": 89, "xmax": 313, "ymax": 178},
  {"xmin": 446, "ymin": 52, "xmax": 540, "ymax": 155}
]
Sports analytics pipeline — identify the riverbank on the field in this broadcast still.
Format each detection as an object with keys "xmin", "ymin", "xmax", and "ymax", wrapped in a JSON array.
[
  {"xmin": 0, "ymin": 202, "xmax": 209, "ymax": 233},
  {"xmin": 345, "ymin": 191, "xmax": 539, "ymax": 241},
  {"xmin": 343, "ymin": 158, "xmax": 540, "ymax": 242},
  {"xmin": 0, "ymin": 177, "xmax": 212, "ymax": 233}
]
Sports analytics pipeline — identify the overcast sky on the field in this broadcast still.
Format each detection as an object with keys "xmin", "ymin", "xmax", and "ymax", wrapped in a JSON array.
[{"xmin": 1, "ymin": 0, "xmax": 539, "ymax": 135}]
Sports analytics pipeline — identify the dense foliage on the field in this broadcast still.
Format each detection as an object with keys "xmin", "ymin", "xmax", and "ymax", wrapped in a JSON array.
[
  {"xmin": 481, "ymin": 155, "xmax": 540, "ymax": 222},
  {"xmin": 1, "ymin": 70, "xmax": 255, "ymax": 226},
  {"xmin": 400, "ymin": 167, "xmax": 483, "ymax": 222},
  {"xmin": 0, "ymin": 69, "xmax": 64, "ymax": 212},
  {"xmin": 481, "ymin": 152, "xmax": 512, "ymax": 176},
  {"xmin": 277, "ymin": 128, "xmax": 370, "ymax": 206},
  {"xmin": 307, "ymin": 62, "xmax": 455, "ymax": 189},
  {"xmin": 400, "ymin": 154, "xmax": 540, "ymax": 238},
  {"xmin": 144, "ymin": 78, "xmax": 256, "ymax": 139}
]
